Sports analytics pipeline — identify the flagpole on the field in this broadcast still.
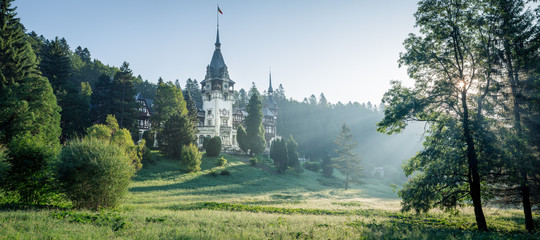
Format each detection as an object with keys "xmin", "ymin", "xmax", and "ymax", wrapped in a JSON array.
[{"xmin": 217, "ymin": 4, "xmax": 219, "ymax": 29}]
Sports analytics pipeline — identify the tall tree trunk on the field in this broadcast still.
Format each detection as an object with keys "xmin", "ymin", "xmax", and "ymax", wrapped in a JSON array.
[
  {"xmin": 461, "ymin": 89, "xmax": 488, "ymax": 231},
  {"xmin": 506, "ymin": 54, "xmax": 534, "ymax": 232}
]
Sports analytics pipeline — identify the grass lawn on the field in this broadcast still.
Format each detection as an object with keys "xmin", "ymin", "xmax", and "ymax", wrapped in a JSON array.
[{"xmin": 1, "ymin": 152, "xmax": 538, "ymax": 239}]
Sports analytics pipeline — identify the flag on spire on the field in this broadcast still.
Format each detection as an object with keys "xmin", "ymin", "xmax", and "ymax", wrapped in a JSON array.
[{"xmin": 218, "ymin": 7, "xmax": 223, "ymax": 14}]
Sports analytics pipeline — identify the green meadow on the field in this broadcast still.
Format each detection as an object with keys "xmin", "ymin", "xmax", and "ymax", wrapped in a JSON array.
[{"xmin": 1, "ymin": 153, "xmax": 538, "ymax": 239}]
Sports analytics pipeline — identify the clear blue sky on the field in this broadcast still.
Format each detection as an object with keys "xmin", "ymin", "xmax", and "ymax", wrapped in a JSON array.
[{"xmin": 14, "ymin": 0, "xmax": 419, "ymax": 105}]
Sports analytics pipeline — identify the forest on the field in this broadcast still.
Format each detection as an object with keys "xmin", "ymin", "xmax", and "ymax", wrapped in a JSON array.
[{"xmin": 0, "ymin": 0, "xmax": 539, "ymax": 238}]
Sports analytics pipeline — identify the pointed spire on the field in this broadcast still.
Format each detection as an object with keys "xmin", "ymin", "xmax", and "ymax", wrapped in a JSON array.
[
  {"xmin": 215, "ymin": 28, "xmax": 221, "ymax": 49},
  {"xmin": 268, "ymin": 71, "xmax": 274, "ymax": 93}
]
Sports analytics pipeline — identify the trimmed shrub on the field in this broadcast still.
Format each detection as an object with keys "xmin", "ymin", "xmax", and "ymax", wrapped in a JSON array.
[
  {"xmin": 57, "ymin": 138, "xmax": 134, "ymax": 209},
  {"xmin": 216, "ymin": 157, "xmax": 227, "ymax": 167},
  {"xmin": 206, "ymin": 136, "xmax": 221, "ymax": 157},
  {"xmin": 181, "ymin": 143, "xmax": 202, "ymax": 172},
  {"xmin": 249, "ymin": 157, "xmax": 258, "ymax": 166},
  {"xmin": 303, "ymin": 161, "xmax": 321, "ymax": 172}
]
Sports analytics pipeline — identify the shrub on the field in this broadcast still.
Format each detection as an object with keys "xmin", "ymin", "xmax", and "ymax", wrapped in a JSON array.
[
  {"xmin": 209, "ymin": 170, "xmax": 219, "ymax": 177},
  {"xmin": 216, "ymin": 157, "xmax": 227, "ymax": 167},
  {"xmin": 181, "ymin": 143, "xmax": 202, "ymax": 172},
  {"xmin": 220, "ymin": 169, "xmax": 231, "ymax": 176},
  {"xmin": 57, "ymin": 138, "xmax": 134, "ymax": 209},
  {"xmin": 303, "ymin": 161, "xmax": 321, "ymax": 172},
  {"xmin": 206, "ymin": 136, "xmax": 221, "ymax": 157},
  {"xmin": 249, "ymin": 157, "xmax": 258, "ymax": 166}
]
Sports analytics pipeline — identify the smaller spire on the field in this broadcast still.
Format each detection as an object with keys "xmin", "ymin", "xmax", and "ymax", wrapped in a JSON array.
[{"xmin": 268, "ymin": 71, "xmax": 274, "ymax": 93}]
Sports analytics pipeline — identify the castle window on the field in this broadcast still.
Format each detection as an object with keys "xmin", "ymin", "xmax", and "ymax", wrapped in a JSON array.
[
  {"xmin": 222, "ymin": 119, "xmax": 227, "ymax": 126},
  {"xmin": 208, "ymin": 119, "xmax": 212, "ymax": 126}
]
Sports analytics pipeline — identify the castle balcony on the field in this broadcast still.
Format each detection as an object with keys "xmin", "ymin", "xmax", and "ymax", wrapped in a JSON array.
[{"xmin": 220, "ymin": 126, "xmax": 232, "ymax": 133}]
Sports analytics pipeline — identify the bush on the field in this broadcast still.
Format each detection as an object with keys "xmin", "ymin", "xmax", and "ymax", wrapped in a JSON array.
[
  {"xmin": 181, "ymin": 143, "xmax": 202, "ymax": 172},
  {"xmin": 220, "ymin": 169, "xmax": 231, "ymax": 176},
  {"xmin": 206, "ymin": 136, "xmax": 221, "ymax": 157},
  {"xmin": 216, "ymin": 157, "xmax": 227, "ymax": 167},
  {"xmin": 57, "ymin": 138, "xmax": 134, "ymax": 209},
  {"xmin": 249, "ymin": 157, "xmax": 258, "ymax": 166},
  {"xmin": 303, "ymin": 161, "xmax": 321, "ymax": 172}
]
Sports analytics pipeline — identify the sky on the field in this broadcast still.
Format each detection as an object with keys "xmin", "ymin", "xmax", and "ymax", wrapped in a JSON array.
[{"xmin": 14, "ymin": 1, "xmax": 419, "ymax": 105}]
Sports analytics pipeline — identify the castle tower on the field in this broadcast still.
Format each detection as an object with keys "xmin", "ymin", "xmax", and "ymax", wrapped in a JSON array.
[{"xmin": 198, "ymin": 27, "xmax": 237, "ymax": 148}]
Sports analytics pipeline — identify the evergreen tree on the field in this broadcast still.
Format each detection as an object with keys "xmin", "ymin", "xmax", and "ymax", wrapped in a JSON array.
[
  {"xmin": 321, "ymin": 151, "xmax": 333, "ymax": 178},
  {"xmin": 286, "ymin": 135, "xmax": 300, "ymax": 172},
  {"xmin": 160, "ymin": 113, "xmax": 195, "ymax": 159},
  {"xmin": 184, "ymin": 78, "xmax": 202, "ymax": 104},
  {"xmin": 74, "ymin": 46, "xmax": 91, "ymax": 63},
  {"xmin": 0, "ymin": 0, "xmax": 61, "ymax": 203},
  {"xmin": 236, "ymin": 125, "xmax": 248, "ymax": 154},
  {"xmin": 245, "ymin": 88, "xmax": 265, "ymax": 155},
  {"xmin": 90, "ymin": 74, "xmax": 113, "ymax": 124},
  {"xmin": 332, "ymin": 123, "xmax": 362, "ymax": 190},
  {"xmin": 270, "ymin": 138, "xmax": 288, "ymax": 173},
  {"xmin": 40, "ymin": 37, "xmax": 71, "ymax": 91},
  {"xmin": 184, "ymin": 88, "xmax": 199, "ymax": 126},
  {"xmin": 109, "ymin": 61, "xmax": 139, "ymax": 136}
]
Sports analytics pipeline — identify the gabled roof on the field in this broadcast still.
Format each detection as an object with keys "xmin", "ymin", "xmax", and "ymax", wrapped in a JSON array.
[{"xmin": 136, "ymin": 94, "xmax": 154, "ymax": 115}]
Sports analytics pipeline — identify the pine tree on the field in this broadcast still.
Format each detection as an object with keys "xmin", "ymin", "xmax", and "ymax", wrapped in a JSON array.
[
  {"xmin": 270, "ymin": 138, "xmax": 288, "ymax": 173},
  {"xmin": 0, "ymin": 0, "xmax": 61, "ymax": 202},
  {"xmin": 90, "ymin": 74, "xmax": 113, "ymax": 124},
  {"xmin": 109, "ymin": 62, "xmax": 138, "ymax": 136},
  {"xmin": 332, "ymin": 123, "xmax": 362, "ymax": 190},
  {"xmin": 245, "ymin": 88, "xmax": 265, "ymax": 155},
  {"xmin": 236, "ymin": 125, "xmax": 248, "ymax": 154},
  {"xmin": 286, "ymin": 135, "xmax": 300, "ymax": 172}
]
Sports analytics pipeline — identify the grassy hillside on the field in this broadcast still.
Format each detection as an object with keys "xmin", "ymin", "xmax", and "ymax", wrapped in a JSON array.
[{"xmin": 0, "ymin": 152, "xmax": 538, "ymax": 239}]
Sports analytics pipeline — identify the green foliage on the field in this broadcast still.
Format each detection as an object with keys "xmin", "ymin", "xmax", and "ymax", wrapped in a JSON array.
[
  {"xmin": 236, "ymin": 125, "xmax": 248, "ymax": 154},
  {"xmin": 109, "ymin": 62, "xmax": 139, "ymax": 136},
  {"xmin": 180, "ymin": 143, "xmax": 202, "ymax": 173},
  {"xmin": 0, "ymin": 2, "xmax": 62, "ymax": 204},
  {"xmin": 286, "ymin": 135, "xmax": 301, "ymax": 173},
  {"xmin": 86, "ymin": 115, "xmax": 142, "ymax": 171},
  {"xmin": 216, "ymin": 157, "xmax": 227, "ymax": 167},
  {"xmin": 206, "ymin": 136, "xmax": 222, "ymax": 157},
  {"xmin": 303, "ymin": 161, "xmax": 321, "ymax": 172},
  {"xmin": 332, "ymin": 123, "xmax": 362, "ymax": 190},
  {"xmin": 159, "ymin": 113, "xmax": 195, "ymax": 159},
  {"xmin": 249, "ymin": 157, "xmax": 258, "ymax": 166},
  {"xmin": 51, "ymin": 210, "xmax": 128, "ymax": 231},
  {"xmin": 321, "ymin": 151, "xmax": 333, "ymax": 178},
  {"xmin": 57, "ymin": 137, "xmax": 134, "ymax": 209},
  {"xmin": 152, "ymin": 79, "xmax": 188, "ymax": 139},
  {"xmin": 0, "ymin": 146, "xmax": 9, "ymax": 185},
  {"xmin": 270, "ymin": 138, "xmax": 288, "ymax": 173},
  {"xmin": 245, "ymin": 91, "xmax": 265, "ymax": 155}
]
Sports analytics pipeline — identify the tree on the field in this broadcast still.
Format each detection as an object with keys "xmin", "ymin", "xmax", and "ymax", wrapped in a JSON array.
[
  {"xmin": 152, "ymin": 78, "xmax": 188, "ymax": 150},
  {"xmin": 206, "ymin": 136, "xmax": 222, "ymax": 157},
  {"xmin": 376, "ymin": 0, "xmax": 491, "ymax": 230},
  {"xmin": 181, "ymin": 143, "xmax": 202, "ymax": 172},
  {"xmin": 236, "ymin": 125, "xmax": 248, "ymax": 154},
  {"xmin": 245, "ymin": 89, "xmax": 265, "ymax": 155},
  {"xmin": 184, "ymin": 88, "xmax": 199, "ymax": 126},
  {"xmin": 90, "ymin": 74, "xmax": 113, "ymax": 124},
  {"xmin": 484, "ymin": 0, "xmax": 539, "ymax": 232},
  {"xmin": 321, "ymin": 151, "xmax": 333, "ymax": 178},
  {"xmin": 0, "ymin": 0, "xmax": 62, "ymax": 203},
  {"xmin": 109, "ymin": 62, "xmax": 139, "ymax": 136},
  {"xmin": 74, "ymin": 46, "xmax": 91, "ymax": 63},
  {"xmin": 286, "ymin": 135, "xmax": 301, "ymax": 173},
  {"xmin": 184, "ymin": 78, "xmax": 202, "ymax": 104},
  {"xmin": 159, "ymin": 113, "xmax": 195, "ymax": 159},
  {"xmin": 332, "ymin": 123, "xmax": 362, "ymax": 190},
  {"xmin": 270, "ymin": 138, "xmax": 288, "ymax": 173}
]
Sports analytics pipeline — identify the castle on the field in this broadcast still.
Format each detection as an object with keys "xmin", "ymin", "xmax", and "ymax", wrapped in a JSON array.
[{"xmin": 196, "ymin": 27, "xmax": 278, "ymax": 150}]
